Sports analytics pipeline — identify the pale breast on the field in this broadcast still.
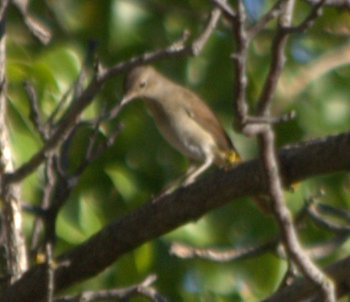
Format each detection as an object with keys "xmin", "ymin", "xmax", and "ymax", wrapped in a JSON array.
[{"xmin": 145, "ymin": 99, "xmax": 217, "ymax": 162}]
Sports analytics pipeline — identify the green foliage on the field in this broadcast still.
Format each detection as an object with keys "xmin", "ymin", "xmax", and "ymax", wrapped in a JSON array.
[{"xmin": 6, "ymin": 0, "xmax": 350, "ymax": 301}]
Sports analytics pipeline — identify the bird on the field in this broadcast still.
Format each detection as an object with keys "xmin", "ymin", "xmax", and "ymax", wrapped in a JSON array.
[{"xmin": 120, "ymin": 65, "xmax": 240, "ymax": 187}]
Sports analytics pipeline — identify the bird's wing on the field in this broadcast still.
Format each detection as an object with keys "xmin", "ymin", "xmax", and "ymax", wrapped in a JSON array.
[{"xmin": 179, "ymin": 86, "xmax": 238, "ymax": 153}]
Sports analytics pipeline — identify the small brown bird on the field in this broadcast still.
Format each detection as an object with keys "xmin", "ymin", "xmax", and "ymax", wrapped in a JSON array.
[{"xmin": 120, "ymin": 65, "xmax": 240, "ymax": 186}]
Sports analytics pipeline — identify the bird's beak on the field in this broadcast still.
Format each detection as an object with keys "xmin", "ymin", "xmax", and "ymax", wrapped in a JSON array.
[
  {"xmin": 107, "ymin": 92, "xmax": 138, "ymax": 120},
  {"xmin": 120, "ymin": 92, "xmax": 136, "ymax": 108}
]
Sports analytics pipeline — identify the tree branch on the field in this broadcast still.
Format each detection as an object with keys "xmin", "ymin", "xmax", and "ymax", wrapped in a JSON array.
[
  {"xmin": 1, "ymin": 131, "xmax": 350, "ymax": 302},
  {"xmin": 4, "ymin": 5, "xmax": 223, "ymax": 185},
  {"xmin": 263, "ymin": 255, "xmax": 350, "ymax": 302},
  {"xmin": 54, "ymin": 274, "xmax": 167, "ymax": 302},
  {"xmin": 0, "ymin": 0, "xmax": 28, "ymax": 284},
  {"xmin": 12, "ymin": 0, "xmax": 52, "ymax": 44}
]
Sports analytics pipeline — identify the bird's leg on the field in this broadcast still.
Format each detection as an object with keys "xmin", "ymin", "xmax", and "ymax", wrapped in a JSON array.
[
  {"xmin": 164, "ymin": 163, "xmax": 197, "ymax": 191},
  {"xmin": 153, "ymin": 157, "xmax": 213, "ymax": 202},
  {"xmin": 152, "ymin": 163, "xmax": 198, "ymax": 200},
  {"xmin": 182, "ymin": 156, "xmax": 214, "ymax": 186}
]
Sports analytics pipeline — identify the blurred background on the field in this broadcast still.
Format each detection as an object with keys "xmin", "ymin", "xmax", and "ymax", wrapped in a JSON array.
[{"xmin": 5, "ymin": 0, "xmax": 350, "ymax": 301}]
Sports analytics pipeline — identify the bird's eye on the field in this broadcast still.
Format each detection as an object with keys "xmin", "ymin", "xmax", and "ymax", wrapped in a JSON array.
[{"xmin": 139, "ymin": 81, "xmax": 146, "ymax": 88}]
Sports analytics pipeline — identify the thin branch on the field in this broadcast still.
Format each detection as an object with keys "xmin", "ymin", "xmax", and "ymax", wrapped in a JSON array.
[
  {"xmin": 232, "ymin": 0, "xmax": 249, "ymax": 127},
  {"xmin": 46, "ymin": 41, "xmax": 98, "ymax": 132},
  {"xmin": 72, "ymin": 40, "xmax": 98, "ymax": 100},
  {"xmin": 170, "ymin": 199, "xmax": 349, "ymax": 264},
  {"xmin": 306, "ymin": 234, "xmax": 348, "ymax": 259},
  {"xmin": 260, "ymin": 129, "xmax": 335, "ymax": 302},
  {"xmin": 307, "ymin": 204, "xmax": 350, "ymax": 234},
  {"xmin": 169, "ymin": 240, "xmax": 278, "ymax": 262},
  {"xmin": 45, "ymin": 243, "xmax": 54, "ymax": 302},
  {"xmin": 208, "ymin": 0, "xmax": 236, "ymax": 21},
  {"xmin": 29, "ymin": 154, "xmax": 56, "ymax": 259},
  {"xmin": 191, "ymin": 6, "xmax": 223, "ymax": 55},
  {"xmin": 250, "ymin": 0, "xmax": 336, "ymax": 300},
  {"xmin": 12, "ymin": 0, "xmax": 52, "ymax": 44},
  {"xmin": 317, "ymin": 203, "xmax": 350, "ymax": 222},
  {"xmin": 286, "ymin": 0, "xmax": 326, "ymax": 33},
  {"xmin": 54, "ymin": 275, "xmax": 167, "ymax": 302},
  {"xmin": 46, "ymin": 88, "xmax": 73, "ymax": 130},
  {"xmin": 255, "ymin": 1, "xmax": 293, "ymax": 116},
  {"xmin": 100, "ymin": 4, "xmax": 222, "ymax": 81},
  {"xmin": 304, "ymin": 0, "xmax": 350, "ymax": 8},
  {"xmin": 73, "ymin": 114, "xmax": 123, "ymax": 176},
  {"xmin": 243, "ymin": 111, "xmax": 296, "ymax": 125},
  {"xmin": 37, "ymin": 110, "xmax": 122, "ymax": 247},
  {"xmin": 263, "ymin": 255, "xmax": 350, "ymax": 302},
  {"xmin": 247, "ymin": 1, "xmax": 283, "ymax": 39},
  {"xmin": 4, "ymin": 6, "xmax": 223, "ymax": 185},
  {"xmin": 23, "ymin": 81, "xmax": 48, "ymax": 140}
]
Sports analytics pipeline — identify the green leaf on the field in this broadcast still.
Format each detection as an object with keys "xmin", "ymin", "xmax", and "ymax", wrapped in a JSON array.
[
  {"xmin": 104, "ymin": 164, "xmax": 139, "ymax": 200},
  {"xmin": 134, "ymin": 242, "xmax": 153, "ymax": 274},
  {"xmin": 56, "ymin": 212, "xmax": 86, "ymax": 244},
  {"xmin": 78, "ymin": 194, "xmax": 103, "ymax": 237}
]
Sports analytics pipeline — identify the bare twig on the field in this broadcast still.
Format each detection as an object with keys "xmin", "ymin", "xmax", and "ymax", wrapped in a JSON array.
[
  {"xmin": 170, "ymin": 198, "xmax": 349, "ymax": 264},
  {"xmin": 73, "ymin": 113, "xmax": 123, "ymax": 176},
  {"xmin": 4, "ymin": 6, "xmax": 223, "ymax": 185},
  {"xmin": 54, "ymin": 274, "xmax": 167, "ymax": 302},
  {"xmin": 243, "ymin": 111, "xmax": 296, "ymax": 125},
  {"xmin": 46, "ymin": 88, "xmax": 73, "ymax": 130},
  {"xmin": 261, "ymin": 129, "xmax": 335, "ymax": 302},
  {"xmin": 255, "ymin": 20, "xmax": 290, "ymax": 114},
  {"xmin": 12, "ymin": 0, "xmax": 52, "ymax": 44},
  {"xmin": 307, "ymin": 235, "xmax": 349, "ymax": 259},
  {"xmin": 304, "ymin": 0, "xmax": 350, "ymax": 8},
  {"xmin": 29, "ymin": 154, "xmax": 56, "ymax": 259},
  {"xmin": 263, "ymin": 256, "xmax": 350, "ymax": 302},
  {"xmin": 46, "ymin": 40, "xmax": 98, "ymax": 132},
  {"xmin": 247, "ymin": 1, "xmax": 283, "ymax": 38},
  {"xmin": 232, "ymin": 0, "xmax": 249, "ymax": 127},
  {"xmin": 231, "ymin": 1, "xmax": 295, "ymax": 134},
  {"xmin": 258, "ymin": 1, "xmax": 335, "ymax": 299},
  {"xmin": 227, "ymin": 0, "xmax": 336, "ymax": 299},
  {"xmin": 100, "ymin": 5, "xmax": 222, "ymax": 81},
  {"xmin": 28, "ymin": 42, "xmax": 99, "ymax": 255},
  {"xmin": 191, "ymin": 7, "xmax": 223, "ymax": 55},
  {"xmin": 23, "ymin": 81, "xmax": 48, "ymax": 140},
  {"xmin": 286, "ymin": 0, "xmax": 326, "ymax": 33},
  {"xmin": 209, "ymin": 0, "xmax": 236, "ymax": 21},
  {"xmin": 170, "ymin": 240, "xmax": 278, "ymax": 262},
  {"xmin": 307, "ymin": 204, "xmax": 350, "ymax": 234},
  {"xmin": 317, "ymin": 203, "xmax": 350, "ymax": 222},
  {"xmin": 38, "ymin": 112, "xmax": 122, "ymax": 248},
  {"xmin": 45, "ymin": 243, "xmax": 54, "ymax": 302},
  {"xmin": 72, "ymin": 40, "xmax": 98, "ymax": 100}
]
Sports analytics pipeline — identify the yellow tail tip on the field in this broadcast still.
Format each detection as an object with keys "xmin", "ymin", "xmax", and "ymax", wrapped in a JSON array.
[{"xmin": 225, "ymin": 150, "xmax": 241, "ymax": 165}]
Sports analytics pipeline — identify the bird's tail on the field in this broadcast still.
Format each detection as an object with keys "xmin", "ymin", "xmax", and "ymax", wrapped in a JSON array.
[{"xmin": 224, "ymin": 149, "xmax": 241, "ymax": 166}]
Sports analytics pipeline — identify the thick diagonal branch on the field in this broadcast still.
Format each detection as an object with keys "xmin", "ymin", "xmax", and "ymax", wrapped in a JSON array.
[{"xmin": 1, "ymin": 131, "xmax": 349, "ymax": 302}]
